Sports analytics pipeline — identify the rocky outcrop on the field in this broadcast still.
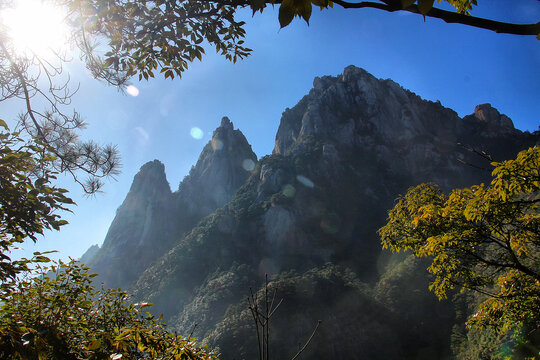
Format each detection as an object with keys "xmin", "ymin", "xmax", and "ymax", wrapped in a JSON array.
[
  {"xmin": 462, "ymin": 103, "xmax": 519, "ymax": 137},
  {"xmin": 86, "ymin": 119, "xmax": 257, "ymax": 289},
  {"xmin": 273, "ymin": 65, "xmax": 531, "ymax": 190},
  {"xmin": 87, "ymin": 160, "xmax": 175, "ymax": 288},
  {"xmin": 79, "ymin": 244, "xmax": 99, "ymax": 265},
  {"xmin": 175, "ymin": 116, "xmax": 257, "ymax": 219}
]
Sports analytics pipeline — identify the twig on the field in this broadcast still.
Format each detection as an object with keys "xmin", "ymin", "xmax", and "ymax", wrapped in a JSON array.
[
  {"xmin": 291, "ymin": 320, "xmax": 322, "ymax": 360},
  {"xmin": 187, "ymin": 323, "xmax": 198, "ymax": 339}
]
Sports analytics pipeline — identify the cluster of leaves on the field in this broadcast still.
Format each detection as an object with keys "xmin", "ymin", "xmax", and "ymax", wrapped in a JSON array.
[
  {"xmin": 0, "ymin": 260, "xmax": 219, "ymax": 360},
  {"xmin": 400, "ymin": 0, "xmax": 476, "ymax": 15},
  {"xmin": 66, "ymin": 0, "xmax": 252, "ymax": 82},
  {"xmin": 0, "ymin": 122, "xmax": 74, "ymax": 292},
  {"xmin": 276, "ymin": 0, "xmax": 479, "ymax": 29},
  {"xmin": 379, "ymin": 147, "xmax": 540, "ymax": 332}
]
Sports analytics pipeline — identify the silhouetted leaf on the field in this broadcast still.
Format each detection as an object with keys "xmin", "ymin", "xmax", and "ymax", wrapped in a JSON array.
[
  {"xmin": 418, "ymin": 0, "xmax": 434, "ymax": 14},
  {"xmin": 279, "ymin": 0, "xmax": 295, "ymax": 28}
]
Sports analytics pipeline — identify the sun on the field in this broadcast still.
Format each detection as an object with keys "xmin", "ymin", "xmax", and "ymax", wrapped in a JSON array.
[{"xmin": 2, "ymin": 0, "xmax": 70, "ymax": 57}]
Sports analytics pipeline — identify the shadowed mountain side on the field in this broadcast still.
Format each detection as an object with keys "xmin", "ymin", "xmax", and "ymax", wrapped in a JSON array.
[
  {"xmin": 174, "ymin": 116, "xmax": 258, "ymax": 221},
  {"xmin": 87, "ymin": 118, "xmax": 257, "ymax": 289},
  {"xmin": 94, "ymin": 66, "xmax": 539, "ymax": 359},
  {"xmin": 87, "ymin": 160, "xmax": 175, "ymax": 288}
]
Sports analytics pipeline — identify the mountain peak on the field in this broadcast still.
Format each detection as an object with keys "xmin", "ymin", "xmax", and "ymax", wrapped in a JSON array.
[
  {"xmin": 461, "ymin": 103, "xmax": 517, "ymax": 137},
  {"xmin": 176, "ymin": 118, "xmax": 257, "ymax": 216},
  {"xmin": 220, "ymin": 116, "xmax": 233, "ymax": 129},
  {"xmin": 274, "ymin": 66, "xmax": 524, "ymax": 156},
  {"xmin": 341, "ymin": 65, "xmax": 371, "ymax": 81},
  {"xmin": 130, "ymin": 159, "xmax": 171, "ymax": 196},
  {"xmin": 79, "ymin": 244, "xmax": 100, "ymax": 265},
  {"xmin": 139, "ymin": 159, "xmax": 165, "ymax": 172},
  {"xmin": 473, "ymin": 103, "xmax": 515, "ymax": 129}
]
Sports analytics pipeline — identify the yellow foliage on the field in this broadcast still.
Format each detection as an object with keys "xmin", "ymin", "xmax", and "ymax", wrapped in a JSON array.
[{"xmin": 379, "ymin": 147, "xmax": 540, "ymax": 332}]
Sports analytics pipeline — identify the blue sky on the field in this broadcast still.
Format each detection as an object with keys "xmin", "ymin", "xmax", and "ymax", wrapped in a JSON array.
[{"xmin": 8, "ymin": 0, "xmax": 540, "ymax": 262}]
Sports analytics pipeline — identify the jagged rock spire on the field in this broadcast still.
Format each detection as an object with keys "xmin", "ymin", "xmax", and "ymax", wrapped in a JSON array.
[
  {"xmin": 176, "ymin": 117, "xmax": 257, "ymax": 217},
  {"xmin": 86, "ymin": 119, "xmax": 257, "ymax": 289}
]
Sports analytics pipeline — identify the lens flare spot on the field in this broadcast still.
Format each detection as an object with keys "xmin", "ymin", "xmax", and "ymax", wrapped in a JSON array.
[
  {"xmin": 126, "ymin": 85, "xmax": 140, "ymax": 97},
  {"xmin": 242, "ymin": 159, "xmax": 256, "ymax": 171},
  {"xmin": 297, "ymin": 175, "xmax": 314, "ymax": 188},
  {"xmin": 190, "ymin": 127, "xmax": 204, "ymax": 139},
  {"xmin": 211, "ymin": 138, "xmax": 224, "ymax": 150},
  {"xmin": 320, "ymin": 213, "xmax": 341, "ymax": 234},
  {"xmin": 282, "ymin": 184, "xmax": 296, "ymax": 198},
  {"xmin": 134, "ymin": 127, "xmax": 149, "ymax": 144}
]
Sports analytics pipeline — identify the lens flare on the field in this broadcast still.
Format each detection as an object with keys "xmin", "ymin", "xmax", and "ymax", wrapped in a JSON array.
[
  {"xmin": 126, "ymin": 85, "xmax": 140, "ymax": 97},
  {"xmin": 211, "ymin": 138, "xmax": 224, "ymax": 150},
  {"xmin": 190, "ymin": 127, "xmax": 204, "ymax": 139},
  {"xmin": 297, "ymin": 175, "xmax": 315, "ymax": 188},
  {"xmin": 282, "ymin": 184, "xmax": 296, "ymax": 198},
  {"xmin": 242, "ymin": 159, "xmax": 255, "ymax": 171}
]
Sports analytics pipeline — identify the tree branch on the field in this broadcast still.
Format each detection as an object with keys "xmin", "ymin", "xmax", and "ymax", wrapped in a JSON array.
[
  {"xmin": 0, "ymin": 41, "xmax": 46, "ymax": 140},
  {"xmin": 330, "ymin": 1, "xmax": 540, "ymax": 36},
  {"xmin": 291, "ymin": 320, "xmax": 322, "ymax": 360}
]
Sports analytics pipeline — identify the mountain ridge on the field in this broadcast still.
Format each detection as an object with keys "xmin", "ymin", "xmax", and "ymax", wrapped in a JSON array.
[
  {"xmin": 86, "ymin": 117, "xmax": 257, "ymax": 289},
  {"xmin": 83, "ymin": 65, "xmax": 538, "ymax": 359}
]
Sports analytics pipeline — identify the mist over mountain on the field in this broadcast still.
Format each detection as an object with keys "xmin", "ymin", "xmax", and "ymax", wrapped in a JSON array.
[{"xmin": 83, "ymin": 66, "xmax": 538, "ymax": 359}]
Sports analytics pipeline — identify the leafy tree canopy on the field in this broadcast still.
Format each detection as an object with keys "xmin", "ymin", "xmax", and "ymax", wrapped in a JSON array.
[
  {"xmin": 0, "ymin": 109, "xmax": 217, "ymax": 360},
  {"xmin": 379, "ymin": 147, "xmax": 539, "ymax": 333},
  {"xmin": 64, "ymin": 0, "xmax": 539, "ymax": 85},
  {"xmin": 0, "ymin": 121, "xmax": 74, "ymax": 292},
  {"xmin": 0, "ymin": 260, "xmax": 219, "ymax": 359}
]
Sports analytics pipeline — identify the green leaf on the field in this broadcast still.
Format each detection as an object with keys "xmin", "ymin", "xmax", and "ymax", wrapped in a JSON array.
[
  {"xmin": 300, "ymin": 0, "xmax": 312, "ymax": 23},
  {"xmin": 0, "ymin": 119, "xmax": 8, "ymax": 130},
  {"xmin": 279, "ymin": 0, "xmax": 296, "ymax": 28},
  {"xmin": 88, "ymin": 338, "xmax": 102, "ymax": 350},
  {"xmin": 33, "ymin": 256, "xmax": 51, "ymax": 263},
  {"xmin": 250, "ymin": 0, "xmax": 267, "ymax": 13}
]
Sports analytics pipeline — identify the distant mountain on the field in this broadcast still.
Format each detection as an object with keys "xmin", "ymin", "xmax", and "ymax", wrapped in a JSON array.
[
  {"xmin": 84, "ymin": 66, "xmax": 538, "ymax": 359},
  {"xmin": 78, "ymin": 244, "xmax": 99, "ymax": 265}
]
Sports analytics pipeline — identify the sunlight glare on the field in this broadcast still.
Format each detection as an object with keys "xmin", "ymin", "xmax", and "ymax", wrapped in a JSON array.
[{"xmin": 2, "ymin": 0, "xmax": 69, "ymax": 57}]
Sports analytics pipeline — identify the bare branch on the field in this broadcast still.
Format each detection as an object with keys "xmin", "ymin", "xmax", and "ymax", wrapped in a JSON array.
[
  {"xmin": 330, "ymin": 1, "xmax": 540, "ymax": 36},
  {"xmin": 291, "ymin": 320, "xmax": 322, "ymax": 360}
]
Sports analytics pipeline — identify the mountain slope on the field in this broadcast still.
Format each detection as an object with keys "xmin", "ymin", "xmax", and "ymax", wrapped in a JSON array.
[
  {"xmin": 87, "ymin": 118, "xmax": 257, "ymax": 289},
  {"xmin": 93, "ymin": 66, "xmax": 538, "ymax": 359}
]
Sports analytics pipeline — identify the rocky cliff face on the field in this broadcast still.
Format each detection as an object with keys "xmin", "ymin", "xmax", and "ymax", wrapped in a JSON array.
[
  {"xmin": 87, "ymin": 66, "xmax": 538, "ymax": 359},
  {"xmin": 88, "ymin": 160, "xmax": 175, "ymax": 288},
  {"xmin": 87, "ymin": 119, "xmax": 257, "ymax": 289},
  {"xmin": 79, "ymin": 244, "xmax": 99, "ymax": 265},
  {"xmin": 175, "ymin": 116, "xmax": 258, "ymax": 219},
  {"xmin": 274, "ymin": 65, "xmax": 525, "ymax": 188}
]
